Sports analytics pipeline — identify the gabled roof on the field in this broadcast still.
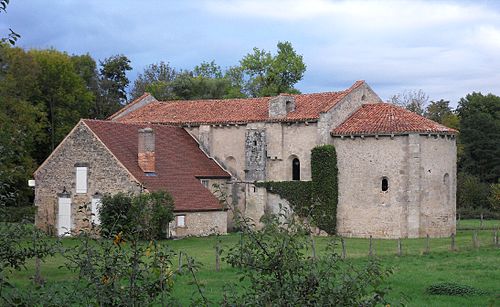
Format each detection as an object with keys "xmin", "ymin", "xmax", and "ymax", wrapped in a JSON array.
[
  {"xmin": 115, "ymin": 81, "xmax": 366, "ymax": 125},
  {"xmin": 331, "ymin": 103, "xmax": 458, "ymax": 136},
  {"xmin": 83, "ymin": 120, "xmax": 230, "ymax": 212}
]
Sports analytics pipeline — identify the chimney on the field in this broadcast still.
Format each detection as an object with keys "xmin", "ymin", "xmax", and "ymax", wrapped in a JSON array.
[
  {"xmin": 268, "ymin": 94, "xmax": 296, "ymax": 118},
  {"xmin": 138, "ymin": 127, "xmax": 155, "ymax": 173}
]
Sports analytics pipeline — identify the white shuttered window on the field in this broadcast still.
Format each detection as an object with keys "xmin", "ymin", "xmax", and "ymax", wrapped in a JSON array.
[
  {"xmin": 176, "ymin": 215, "xmax": 186, "ymax": 227},
  {"xmin": 76, "ymin": 167, "xmax": 88, "ymax": 193},
  {"xmin": 91, "ymin": 197, "xmax": 102, "ymax": 225}
]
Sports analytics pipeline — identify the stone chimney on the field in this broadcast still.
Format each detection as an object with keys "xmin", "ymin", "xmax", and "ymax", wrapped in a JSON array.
[
  {"xmin": 138, "ymin": 127, "xmax": 155, "ymax": 173},
  {"xmin": 268, "ymin": 94, "xmax": 296, "ymax": 118}
]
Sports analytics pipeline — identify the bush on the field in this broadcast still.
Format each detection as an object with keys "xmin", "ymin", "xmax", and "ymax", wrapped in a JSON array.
[
  {"xmin": 100, "ymin": 191, "xmax": 175, "ymax": 240},
  {"xmin": 0, "ymin": 205, "xmax": 36, "ymax": 223},
  {"xmin": 457, "ymin": 172, "xmax": 491, "ymax": 210},
  {"xmin": 426, "ymin": 282, "xmax": 487, "ymax": 296},
  {"xmin": 223, "ymin": 209, "xmax": 392, "ymax": 306}
]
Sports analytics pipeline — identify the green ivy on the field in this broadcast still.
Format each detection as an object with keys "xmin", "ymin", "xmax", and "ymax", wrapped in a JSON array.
[{"xmin": 256, "ymin": 145, "xmax": 338, "ymax": 234}]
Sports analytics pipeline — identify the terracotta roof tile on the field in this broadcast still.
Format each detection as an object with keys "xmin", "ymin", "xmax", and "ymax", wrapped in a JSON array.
[
  {"xmin": 331, "ymin": 103, "xmax": 458, "ymax": 135},
  {"xmin": 116, "ymin": 81, "xmax": 366, "ymax": 125},
  {"xmin": 83, "ymin": 120, "xmax": 230, "ymax": 212}
]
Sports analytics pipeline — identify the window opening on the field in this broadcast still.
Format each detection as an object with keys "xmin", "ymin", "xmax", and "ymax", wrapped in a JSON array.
[
  {"xmin": 201, "ymin": 179, "xmax": 209, "ymax": 188},
  {"xmin": 381, "ymin": 177, "xmax": 389, "ymax": 192},
  {"xmin": 292, "ymin": 158, "xmax": 300, "ymax": 181},
  {"xmin": 177, "ymin": 215, "xmax": 186, "ymax": 227}
]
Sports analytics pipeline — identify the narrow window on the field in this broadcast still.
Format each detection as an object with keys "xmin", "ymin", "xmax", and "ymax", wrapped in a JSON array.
[
  {"xmin": 91, "ymin": 197, "xmax": 102, "ymax": 225},
  {"xmin": 381, "ymin": 177, "xmax": 389, "ymax": 192},
  {"xmin": 292, "ymin": 158, "xmax": 300, "ymax": 181},
  {"xmin": 75, "ymin": 167, "xmax": 88, "ymax": 194},
  {"xmin": 176, "ymin": 215, "xmax": 186, "ymax": 227},
  {"xmin": 200, "ymin": 179, "xmax": 209, "ymax": 188}
]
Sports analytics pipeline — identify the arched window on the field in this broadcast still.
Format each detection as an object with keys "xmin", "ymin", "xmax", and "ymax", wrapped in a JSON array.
[
  {"xmin": 292, "ymin": 158, "xmax": 300, "ymax": 181},
  {"xmin": 381, "ymin": 177, "xmax": 389, "ymax": 191}
]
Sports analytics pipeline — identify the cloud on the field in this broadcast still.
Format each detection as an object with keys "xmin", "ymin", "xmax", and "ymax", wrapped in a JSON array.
[{"xmin": 1, "ymin": 0, "xmax": 500, "ymax": 104}]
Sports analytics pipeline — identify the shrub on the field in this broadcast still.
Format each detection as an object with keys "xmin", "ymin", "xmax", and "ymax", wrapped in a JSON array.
[
  {"xmin": 100, "ymin": 191, "xmax": 175, "ymax": 240},
  {"xmin": 426, "ymin": 282, "xmax": 487, "ymax": 296},
  {"xmin": 457, "ymin": 172, "xmax": 490, "ymax": 210},
  {"xmin": 256, "ymin": 145, "xmax": 339, "ymax": 234},
  {"xmin": 223, "ymin": 209, "xmax": 392, "ymax": 306},
  {"xmin": 310, "ymin": 145, "xmax": 338, "ymax": 234},
  {"xmin": 0, "ymin": 205, "xmax": 36, "ymax": 223}
]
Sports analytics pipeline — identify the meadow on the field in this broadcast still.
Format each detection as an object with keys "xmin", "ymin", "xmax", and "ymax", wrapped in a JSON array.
[{"xmin": 7, "ymin": 223, "xmax": 500, "ymax": 306}]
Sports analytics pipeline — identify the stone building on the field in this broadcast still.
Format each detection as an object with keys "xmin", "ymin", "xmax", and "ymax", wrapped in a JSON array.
[{"xmin": 34, "ymin": 81, "xmax": 457, "ymax": 238}]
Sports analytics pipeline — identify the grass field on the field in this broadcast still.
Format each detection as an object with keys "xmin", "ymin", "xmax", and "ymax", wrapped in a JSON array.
[
  {"xmin": 457, "ymin": 218, "xmax": 500, "ymax": 230},
  {"xmin": 7, "ymin": 224, "xmax": 500, "ymax": 306}
]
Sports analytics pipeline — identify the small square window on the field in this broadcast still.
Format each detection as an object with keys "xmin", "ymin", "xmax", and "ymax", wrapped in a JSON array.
[
  {"xmin": 200, "ymin": 179, "xmax": 209, "ymax": 188},
  {"xmin": 176, "ymin": 215, "xmax": 186, "ymax": 227}
]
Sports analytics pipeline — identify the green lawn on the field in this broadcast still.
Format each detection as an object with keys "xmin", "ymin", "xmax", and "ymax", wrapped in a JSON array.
[
  {"xmin": 7, "ymin": 225, "xmax": 500, "ymax": 306},
  {"xmin": 457, "ymin": 218, "xmax": 500, "ymax": 230}
]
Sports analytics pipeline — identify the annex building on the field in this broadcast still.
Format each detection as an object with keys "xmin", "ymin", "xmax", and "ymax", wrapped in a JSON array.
[{"xmin": 34, "ymin": 81, "xmax": 458, "ymax": 238}]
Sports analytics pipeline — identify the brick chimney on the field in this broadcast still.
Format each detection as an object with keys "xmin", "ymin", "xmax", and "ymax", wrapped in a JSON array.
[{"xmin": 138, "ymin": 127, "xmax": 155, "ymax": 173}]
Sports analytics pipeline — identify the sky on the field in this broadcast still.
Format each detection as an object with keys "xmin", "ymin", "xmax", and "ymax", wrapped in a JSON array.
[{"xmin": 2, "ymin": 0, "xmax": 500, "ymax": 105}]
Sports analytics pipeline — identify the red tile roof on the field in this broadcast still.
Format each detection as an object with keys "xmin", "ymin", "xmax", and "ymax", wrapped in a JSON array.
[
  {"xmin": 83, "ymin": 120, "xmax": 230, "ymax": 212},
  {"xmin": 331, "ymin": 103, "xmax": 458, "ymax": 135},
  {"xmin": 116, "ymin": 81, "xmax": 366, "ymax": 125}
]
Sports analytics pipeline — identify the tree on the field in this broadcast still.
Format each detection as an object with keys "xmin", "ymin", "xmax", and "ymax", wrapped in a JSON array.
[
  {"xmin": 424, "ymin": 99, "xmax": 452, "ymax": 123},
  {"xmin": 390, "ymin": 89, "xmax": 428, "ymax": 115},
  {"xmin": 457, "ymin": 92, "xmax": 500, "ymax": 183},
  {"xmin": 240, "ymin": 41, "xmax": 306, "ymax": 97},
  {"xmin": 96, "ymin": 55, "xmax": 132, "ymax": 118},
  {"xmin": 0, "ymin": 45, "xmax": 46, "ymax": 206},
  {"xmin": 130, "ymin": 61, "xmax": 177, "ymax": 100},
  {"xmin": 30, "ymin": 49, "xmax": 94, "ymax": 156}
]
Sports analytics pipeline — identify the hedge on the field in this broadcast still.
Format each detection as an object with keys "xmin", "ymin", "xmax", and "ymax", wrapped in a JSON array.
[{"xmin": 256, "ymin": 145, "xmax": 338, "ymax": 234}]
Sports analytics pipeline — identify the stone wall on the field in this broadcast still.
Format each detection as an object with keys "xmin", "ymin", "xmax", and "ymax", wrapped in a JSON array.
[
  {"xmin": 333, "ymin": 134, "xmax": 456, "ymax": 238},
  {"xmin": 418, "ymin": 135, "xmax": 457, "ymax": 237},
  {"xmin": 334, "ymin": 135, "xmax": 408, "ymax": 238},
  {"xmin": 34, "ymin": 121, "xmax": 141, "ymax": 234},
  {"xmin": 169, "ymin": 210, "xmax": 227, "ymax": 237}
]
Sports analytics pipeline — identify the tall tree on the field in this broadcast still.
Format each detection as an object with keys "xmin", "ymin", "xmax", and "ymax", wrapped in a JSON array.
[
  {"xmin": 0, "ymin": 0, "xmax": 20, "ymax": 46},
  {"xmin": 457, "ymin": 92, "xmax": 500, "ymax": 183},
  {"xmin": 390, "ymin": 89, "xmax": 428, "ymax": 115},
  {"xmin": 96, "ymin": 55, "xmax": 131, "ymax": 118},
  {"xmin": 30, "ymin": 49, "xmax": 94, "ymax": 157},
  {"xmin": 240, "ymin": 41, "xmax": 306, "ymax": 97},
  {"xmin": 0, "ymin": 45, "xmax": 46, "ymax": 206}
]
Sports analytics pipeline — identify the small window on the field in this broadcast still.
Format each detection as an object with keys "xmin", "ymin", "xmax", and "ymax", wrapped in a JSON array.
[
  {"xmin": 91, "ymin": 197, "xmax": 102, "ymax": 225},
  {"xmin": 201, "ymin": 179, "xmax": 209, "ymax": 188},
  {"xmin": 292, "ymin": 158, "xmax": 300, "ymax": 181},
  {"xmin": 76, "ymin": 167, "xmax": 88, "ymax": 194},
  {"xmin": 176, "ymin": 215, "xmax": 186, "ymax": 227},
  {"xmin": 381, "ymin": 177, "xmax": 389, "ymax": 192}
]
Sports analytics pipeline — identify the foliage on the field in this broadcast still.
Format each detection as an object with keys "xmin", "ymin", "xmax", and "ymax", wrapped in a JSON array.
[
  {"xmin": 100, "ymin": 191, "xmax": 175, "ymax": 240},
  {"xmin": 426, "ymin": 282, "xmax": 487, "ymax": 296},
  {"xmin": 0, "ymin": 205, "xmax": 36, "ymax": 223},
  {"xmin": 0, "ymin": 221, "xmax": 59, "ymax": 305},
  {"xmin": 130, "ymin": 61, "xmax": 177, "ymax": 100},
  {"xmin": 424, "ymin": 99, "xmax": 454, "ymax": 125},
  {"xmin": 457, "ymin": 172, "xmax": 491, "ymax": 211},
  {"xmin": 223, "ymin": 209, "xmax": 392, "ymax": 306},
  {"xmin": 0, "ymin": 45, "xmax": 47, "ymax": 205},
  {"xmin": 255, "ymin": 181, "xmax": 313, "ymax": 217},
  {"xmin": 62, "ymin": 232, "xmax": 177, "ymax": 306},
  {"xmin": 457, "ymin": 92, "xmax": 500, "ymax": 183},
  {"xmin": 311, "ymin": 145, "xmax": 338, "ymax": 234},
  {"xmin": 390, "ymin": 89, "xmax": 429, "ymax": 115},
  {"xmin": 488, "ymin": 182, "xmax": 500, "ymax": 211},
  {"xmin": 239, "ymin": 41, "xmax": 306, "ymax": 97},
  {"xmin": 129, "ymin": 41, "xmax": 306, "ymax": 101},
  {"xmin": 256, "ymin": 145, "xmax": 338, "ymax": 234}
]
